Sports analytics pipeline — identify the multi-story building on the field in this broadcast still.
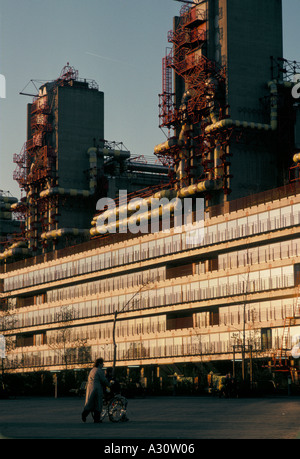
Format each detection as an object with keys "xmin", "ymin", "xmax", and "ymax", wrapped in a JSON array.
[
  {"xmin": 1, "ymin": 0, "xmax": 300, "ymax": 391},
  {"xmin": 1, "ymin": 182, "xmax": 300, "ymax": 385}
]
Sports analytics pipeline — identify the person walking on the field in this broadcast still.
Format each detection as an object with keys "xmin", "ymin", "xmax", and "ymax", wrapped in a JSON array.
[{"xmin": 81, "ymin": 358, "xmax": 110, "ymax": 423}]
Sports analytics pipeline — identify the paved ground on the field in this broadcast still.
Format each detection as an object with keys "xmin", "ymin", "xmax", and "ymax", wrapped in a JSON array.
[{"xmin": 0, "ymin": 395, "xmax": 300, "ymax": 442}]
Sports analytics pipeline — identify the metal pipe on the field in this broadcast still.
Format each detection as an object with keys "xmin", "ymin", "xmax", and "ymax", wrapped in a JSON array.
[
  {"xmin": 91, "ymin": 198, "xmax": 181, "ymax": 236},
  {"xmin": 126, "ymin": 163, "xmax": 170, "ymax": 174},
  {"xmin": 40, "ymin": 187, "xmax": 92, "ymax": 199},
  {"xmin": 0, "ymin": 248, "xmax": 31, "ymax": 261},
  {"xmin": 40, "ymin": 228, "xmax": 90, "ymax": 240},
  {"xmin": 293, "ymin": 153, "xmax": 300, "ymax": 164},
  {"xmin": 97, "ymin": 147, "xmax": 131, "ymax": 159},
  {"xmin": 205, "ymin": 80, "xmax": 281, "ymax": 134},
  {"xmin": 0, "ymin": 196, "xmax": 18, "ymax": 204},
  {"xmin": 92, "ymin": 189, "xmax": 177, "ymax": 224},
  {"xmin": 91, "ymin": 179, "xmax": 221, "ymax": 236},
  {"xmin": 154, "ymin": 138, "xmax": 178, "ymax": 156}
]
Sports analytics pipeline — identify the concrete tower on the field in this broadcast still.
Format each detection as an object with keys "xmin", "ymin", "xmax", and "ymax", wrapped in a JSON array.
[
  {"xmin": 214, "ymin": 0, "xmax": 284, "ymax": 201},
  {"xmin": 7, "ymin": 64, "xmax": 171, "ymax": 259},
  {"xmin": 13, "ymin": 64, "xmax": 104, "ymax": 253},
  {"xmin": 156, "ymin": 0, "xmax": 299, "ymax": 207}
]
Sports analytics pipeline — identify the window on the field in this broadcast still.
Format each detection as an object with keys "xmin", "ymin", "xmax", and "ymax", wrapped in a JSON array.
[{"xmin": 261, "ymin": 328, "xmax": 272, "ymax": 350}]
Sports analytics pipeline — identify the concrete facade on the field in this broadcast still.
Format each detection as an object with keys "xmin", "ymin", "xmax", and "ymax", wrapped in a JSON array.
[{"xmin": 1, "ymin": 182, "xmax": 300, "ymax": 385}]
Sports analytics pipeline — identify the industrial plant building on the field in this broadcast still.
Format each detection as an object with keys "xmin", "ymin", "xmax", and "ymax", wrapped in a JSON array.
[
  {"xmin": 1, "ymin": 0, "xmax": 300, "ymax": 392},
  {"xmin": 0, "ymin": 192, "xmax": 20, "ymax": 247}
]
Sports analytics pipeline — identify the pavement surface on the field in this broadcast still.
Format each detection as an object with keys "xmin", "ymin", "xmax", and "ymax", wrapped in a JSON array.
[{"xmin": 0, "ymin": 395, "xmax": 300, "ymax": 443}]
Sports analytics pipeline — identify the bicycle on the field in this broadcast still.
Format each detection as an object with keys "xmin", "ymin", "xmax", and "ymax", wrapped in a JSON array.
[
  {"xmin": 100, "ymin": 393, "xmax": 128, "ymax": 422},
  {"xmin": 99, "ymin": 381, "xmax": 129, "ymax": 423}
]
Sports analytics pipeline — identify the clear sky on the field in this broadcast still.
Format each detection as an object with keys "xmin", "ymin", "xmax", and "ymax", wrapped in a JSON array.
[{"xmin": 0, "ymin": 0, "xmax": 300, "ymax": 199}]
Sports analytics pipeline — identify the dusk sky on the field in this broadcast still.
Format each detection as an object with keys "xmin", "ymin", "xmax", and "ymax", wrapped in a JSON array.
[{"xmin": 0, "ymin": 0, "xmax": 300, "ymax": 199}]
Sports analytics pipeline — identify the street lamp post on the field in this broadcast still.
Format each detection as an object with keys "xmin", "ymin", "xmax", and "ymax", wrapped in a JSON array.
[
  {"xmin": 233, "ymin": 344, "xmax": 253, "ymax": 389},
  {"xmin": 242, "ymin": 250, "xmax": 251, "ymax": 382},
  {"xmin": 50, "ymin": 371, "xmax": 60, "ymax": 398},
  {"xmin": 112, "ymin": 282, "xmax": 149, "ymax": 378}
]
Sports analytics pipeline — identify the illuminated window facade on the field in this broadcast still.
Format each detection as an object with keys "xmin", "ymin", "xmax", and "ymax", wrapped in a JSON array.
[{"xmin": 1, "ymin": 193, "xmax": 300, "ymax": 373}]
